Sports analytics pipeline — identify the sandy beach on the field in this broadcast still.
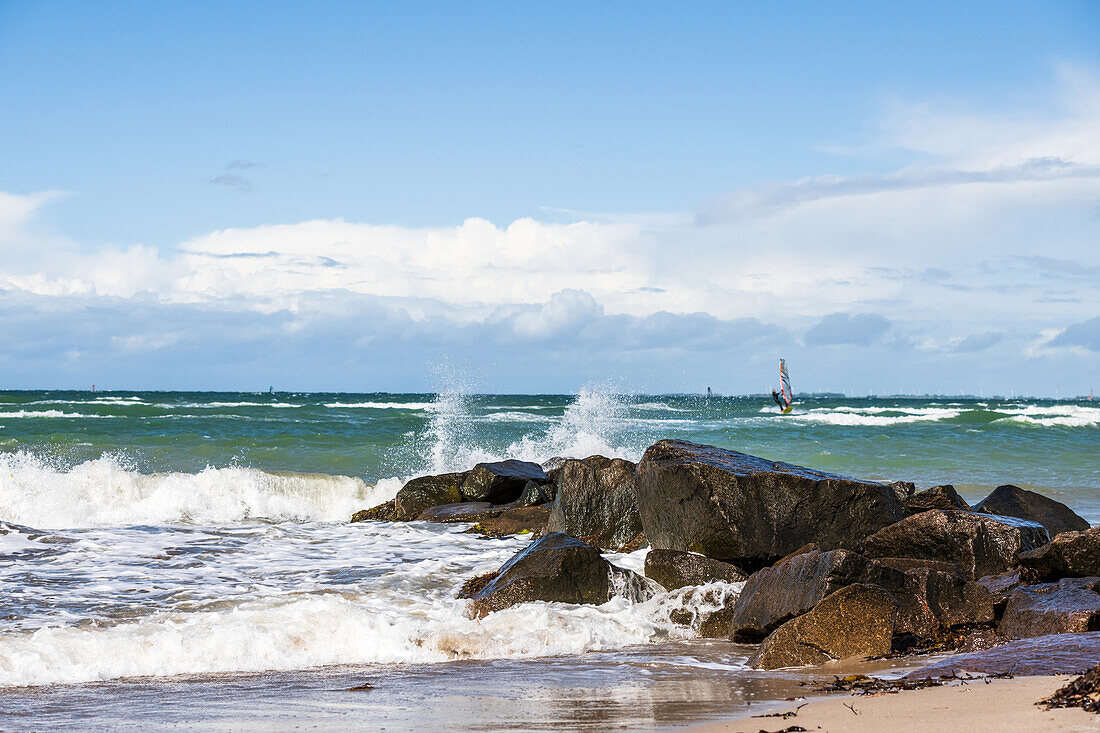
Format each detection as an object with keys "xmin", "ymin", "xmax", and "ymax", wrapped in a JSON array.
[{"xmin": 692, "ymin": 675, "xmax": 1100, "ymax": 733}]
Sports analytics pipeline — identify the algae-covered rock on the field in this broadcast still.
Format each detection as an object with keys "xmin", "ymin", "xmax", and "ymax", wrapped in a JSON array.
[{"xmin": 351, "ymin": 500, "xmax": 398, "ymax": 522}]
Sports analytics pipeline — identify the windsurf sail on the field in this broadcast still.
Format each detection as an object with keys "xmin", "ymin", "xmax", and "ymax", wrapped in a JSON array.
[{"xmin": 771, "ymin": 359, "xmax": 793, "ymax": 413}]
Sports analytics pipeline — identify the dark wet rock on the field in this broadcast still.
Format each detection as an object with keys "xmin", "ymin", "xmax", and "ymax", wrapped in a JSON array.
[
  {"xmin": 975, "ymin": 570, "xmax": 1025, "ymax": 615},
  {"xmin": 861, "ymin": 509, "xmax": 1049, "ymax": 580},
  {"xmin": 458, "ymin": 571, "xmax": 498, "ymax": 597},
  {"xmin": 904, "ymin": 485, "xmax": 971, "ymax": 513},
  {"xmin": 889, "ymin": 480, "xmax": 916, "ymax": 501},
  {"xmin": 417, "ymin": 502, "xmax": 503, "ymax": 523},
  {"xmin": 999, "ymin": 577, "xmax": 1100, "ymax": 639},
  {"xmin": 748, "ymin": 584, "xmax": 898, "ymax": 670},
  {"xmin": 898, "ymin": 567, "xmax": 995, "ymax": 639},
  {"xmin": 545, "ymin": 454, "xmax": 614, "ymax": 484},
  {"xmin": 875, "ymin": 557, "xmax": 964, "ymax": 576},
  {"xmin": 545, "ymin": 457, "xmax": 642, "ymax": 552},
  {"xmin": 974, "ymin": 484, "xmax": 1090, "ymax": 537},
  {"xmin": 460, "ymin": 532, "xmax": 647, "ymax": 617},
  {"xmin": 635, "ymin": 440, "xmax": 908, "ymax": 566},
  {"xmin": 394, "ymin": 472, "xmax": 467, "ymax": 520},
  {"xmin": 644, "ymin": 549, "xmax": 748, "ymax": 590},
  {"xmin": 514, "ymin": 480, "xmax": 556, "ymax": 508},
  {"xmin": 351, "ymin": 500, "xmax": 397, "ymax": 522},
  {"xmin": 464, "ymin": 506, "xmax": 550, "ymax": 538},
  {"xmin": 1018, "ymin": 526, "xmax": 1100, "ymax": 581},
  {"xmin": 773, "ymin": 543, "xmax": 820, "ymax": 567},
  {"xmin": 728, "ymin": 549, "xmax": 906, "ymax": 642},
  {"xmin": 1039, "ymin": 662, "xmax": 1100, "ymax": 714},
  {"xmin": 461, "ymin": 460, "xmax": 550, "ymax": 504},
  {"xmin": 905, "ymin": 631, "xmax": 1100, "ymax": 677}
]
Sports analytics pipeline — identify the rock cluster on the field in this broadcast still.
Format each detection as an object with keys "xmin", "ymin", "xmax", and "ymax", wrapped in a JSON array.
[{"xmin": 348, "ymin": 438, "xmax": 1095, "ymax": 671}]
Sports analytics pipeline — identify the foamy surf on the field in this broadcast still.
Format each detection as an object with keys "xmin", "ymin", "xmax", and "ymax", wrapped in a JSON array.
[{"xmin": 0, "ymin": 452, "xmax": 397, "ymax": 528}]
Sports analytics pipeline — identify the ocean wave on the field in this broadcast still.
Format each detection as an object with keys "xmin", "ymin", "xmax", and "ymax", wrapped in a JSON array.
[
  {"xmin": 991, "ymin": 405, "xmax": 1100, "ymax": 428},
  {"xmin": 0, "ymin": 452, "xmax": 398, "ymax": 528},
  {"xmin": 325, "ymin": 401, "xmax": 435, "ymax": 410},
  {"xmin": 479, "ymin": 411, "xmax": 555, "ymax": 423},
  {"xmin": 786, "ymin": 407, "xmax": 964, "ymax": 426},
  {"xmin": 0, "ymin": 410, "xmax": 119, "ymax": 419}
]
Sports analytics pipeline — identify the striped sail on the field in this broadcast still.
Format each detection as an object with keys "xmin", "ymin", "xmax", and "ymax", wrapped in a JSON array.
[{"xmin": 779, "ymin": 359, "xmax": 792, "ymax": 406}]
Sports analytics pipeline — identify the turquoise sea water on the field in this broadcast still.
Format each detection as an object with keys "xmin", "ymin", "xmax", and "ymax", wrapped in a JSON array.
[{"xmin": 0, "ymin": 390, "xmax": 1096, "ymax": 729}]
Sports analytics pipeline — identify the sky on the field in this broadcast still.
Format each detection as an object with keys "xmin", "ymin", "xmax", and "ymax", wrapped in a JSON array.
[{"xmin": 1, "ymin": 0, "xmax": 1099, "ymax": 395}]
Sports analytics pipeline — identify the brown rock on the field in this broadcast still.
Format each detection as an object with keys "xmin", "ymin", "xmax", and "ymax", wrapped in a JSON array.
[
  {"xmin": 394, "ymin": 472, "xmax": 467, "ymax": 520},
  {"xmin": 875, "ymin": 557, "xmax": 964, "ymax": 576},
  {"xmin": 644, "ymin": 549, "xmax": 748, "ymax": 590},
  {"xmin": 904, "ymin": 485, "xmax": 971, "ymax": 512},
  {"xmin": 999, "ymin": 577, "xmax": 1100, "ymax": 639},
  {"xmin": 889, "ymin": 480, "xmax": 916, "ymax": 500},
  {"xmin": 748, "ymin": 584, "xmax": 898, "ymax": 670},
  {"xmin": 861, "ymin": 509, "xmax": 1049, "ymax": 579},
  {"xmin": 635, "ymin": 440, "xmax": 908, "ymax": 567},
  {"xmin": 545, "ymin": 457, "xmax": 643, "ymax": 551},
  {"xmin": 462, "ymin": 460, "xmax": 550, "ymax": 504},
  {"xmin": 905, "ymin": 631, "xmax": 1100, "ymax": 677},
  {"xmin": 1017, "ymin": 526, "xmax": 1100, "ymax": 581},
  {"xmin": 417, "ymin": 502, "xmax": 503, "ymax": 523},
  {"xmin": 974, "ymin": 485, "xmax": 1090, "ymax": 537},
  {"xmin": 897, "ymin": 567, "xmax": 995, "ymax": 639},
  {"xmin": 465, "ymin": 506, "xmax": 550, "ymax": 537}
]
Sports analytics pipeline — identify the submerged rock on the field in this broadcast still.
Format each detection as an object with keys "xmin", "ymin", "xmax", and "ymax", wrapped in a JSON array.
[
  {"xmin": 546, "ymin": 457, "xmax": 643, "ymax": 552},
  {"xmin": 999, "ymin": 577, "xmax": 1100, "ymax": 639},
  {"xmin": 462, "ymin": 460, "xmax": 550, "ymax": 504},
  {"xmin": 460, "ymin": 532, "xmax": 647, "ymax": 617},
  {"xmin": 748, "ymin": 584, "xmax": 898, "ymax": 670},
  {"xmin": 861, "ymin": 509, "xmax": 1049, "ymax": 579},
  {"xmin": 727, "ymin": 549, "xmax": 906, "ymax": 642},
  {"xmin": 906, "ymin": 631, "xmax": 1100, "ymax": 677},
  {"xmin": 974, "ymin": 484, "xmax": 1090, "ymax": 537},
  {"xmin": 644, "ymin": 549, "xmax": 748, "ymax": 590},
  {"xmin": 351, "ymin": 500, "xmax": 397, "ymax": 522},
  {"xmin": 1018, "ymin": 526, "xmax": 1100, "ymax": 581},
  {"xmin": 635, "ymin": 440, "xmax": 908, "ymax": 566},
  {"xmin": 904, "ymin": 485, "xmax": 971, "ymax": 513},
  {"xmin": 394, "ymin": 472, "xmax": 467, "ymax": 520}
]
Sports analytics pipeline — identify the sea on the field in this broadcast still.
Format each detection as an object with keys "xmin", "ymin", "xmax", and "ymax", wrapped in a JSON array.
[{"xmin": 1, "ymin": 390, "xmax": 1097, "ymax": 730}]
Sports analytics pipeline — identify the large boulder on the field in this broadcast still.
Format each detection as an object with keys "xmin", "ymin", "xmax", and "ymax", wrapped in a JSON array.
[
  {"xmin": 644, "ymin": 549, "xmax": 748, "ymax": 590},
  {"xmin": 748, "ymin": 584, "xmax": 897, "ymax": 670},
  {"xmin": 727, "ymin": 549, "xmax": 906, "ymax": 642},
  {"xmin": 545, "ymin": 457, "xmax": 643, "ymax": 551},
  {"xmin": 898, "ymin": 567, "xmax": 995, "ymax": 639},
  {"xmin": 974, "ymin": 485, "xmax": 1090, "ymax": 536},
  {"xmin": 904, "ymin": 485, "xmax": 970, "ymax": 513},
  {"xmin": 634, "ymin": 440, "xmax": 908, "ymax": 566},
  {"xmin": 394, "ymin": 471, "xmax": 467, "ymax": 520},
  {"xmin": 1018, "ymin": 526, "xmax": 1100, "ymax": 581},
  {"xmin": 514, "ymin": 480, "xmax": 556, "ymax": 507},
  {"xmin": 459, "ymin": 532, "xmax": 648, "ymax": 617},
  {"xmin": 861, "ymin": 509, "xmax": 1049, "ymax": 580},
  {"xmin": 999, "ymin": 577, "xmax": 1100, "ymax": 639},
  {"xmin": 462, "ymin": 460, "xmax": 550, "ymax": 504}
]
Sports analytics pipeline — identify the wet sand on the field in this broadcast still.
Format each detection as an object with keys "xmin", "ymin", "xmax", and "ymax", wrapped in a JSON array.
[{"xmin": 691, "ymin": 675, "xmax": 1100, "ymax": 733}]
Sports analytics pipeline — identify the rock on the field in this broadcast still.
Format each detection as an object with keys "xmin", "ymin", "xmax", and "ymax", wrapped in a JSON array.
[
  {"xmin": 905, "ymin": 631, "xmax": 1100, "ymax": 678},
  {"xmin": 465, "ymin": 506, "xmax": 550, "ymax": 537},
  {"xmin": 773, "ymin": 543, "xmax": 820, "ymax": 567},
  {"xmin": 460, "ymin": 532, "xmax": 645, "ymax": 617},
  {"xmin": 635, "ymin": 440, "xmax": 908, "ymax": 566},
  {"xmin": 898, "ymin": 567, "xmax": 995, "ymax": 639},
  {"xmin": 545, "ymin": 457, "xmax": 643, "ymax": 551},
  {"xmin": 351, "ymin": 500, "xmax": 397, "ymax": 522},
  {"xmin": 644, "ymin": 549, "xmax": 748, "ymax": 590},
  {"xmin": 889, "ymin": 480, "xmax": 916, "ymax": 501},
  {"xmin": 999, "ymin": 577, "xmax": 1100, "ymax": 639},
  {"xmin": 974, "ymin": 485, "xmax": 1090, "ymax": 537},
  {"xmin": 975, "ymin": 570, "xmax": 1025, "ymax": 615},
  {"xmin": 417, "ymin": 502, "xmax": 503, "ymax": 523},
  {"xmin": 904, "ymin": 485, "xmax": 971, "ymax": 513},
  {"xmin": 748, "ymin": 584, "xmax": 898, "ymax": 670},
  {"xmin": 1017, "ymin": 526, "xmax": 1100, "ymax": 581},
  {"xmin": 394, "ymin": 472, "xmax": 467, "ymax": 520},
  {"xmin": 514, "ymin": 480, "xmax": 556, "ymax": 508},
  {"xmin": 728, "ymin": 549, "xmax": 906, "ymax": 642},
  {"xmin": 462, "ymin": 460, "xmax": 550, "ymax": 504},
  {"xmin": 956, "ymin": 627, "xmax": 1008, "ymax": 653},
  {"xmin": 861, "ymin": 509, "xmax": 1049, "ymax": 580},
  {"xmin": 875, "ymin": 557, "xmax": 964, "ymax": 576}
]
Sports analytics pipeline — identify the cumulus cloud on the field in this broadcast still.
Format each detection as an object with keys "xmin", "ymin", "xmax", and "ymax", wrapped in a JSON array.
[{"xmin": 1048, "ymin": 316, "xmax": 1100, "ymax": 351}]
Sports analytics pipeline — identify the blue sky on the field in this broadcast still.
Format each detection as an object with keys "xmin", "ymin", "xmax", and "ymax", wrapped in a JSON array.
[{"xmin": 1, "ymin": 1, "xmax": 1099, "ymax": 394}]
